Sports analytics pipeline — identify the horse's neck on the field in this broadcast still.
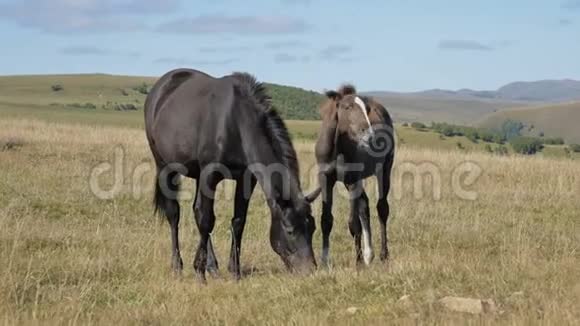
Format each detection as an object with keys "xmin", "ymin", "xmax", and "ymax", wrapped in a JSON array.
[{"xmin": 245, "ymin": 129, "xmax": 302, "ymax": 208}]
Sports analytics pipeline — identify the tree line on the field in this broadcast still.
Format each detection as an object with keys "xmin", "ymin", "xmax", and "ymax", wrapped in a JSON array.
[{"xmin": 408, "ymin": 120, "xmax": 578, "ymax": 155}]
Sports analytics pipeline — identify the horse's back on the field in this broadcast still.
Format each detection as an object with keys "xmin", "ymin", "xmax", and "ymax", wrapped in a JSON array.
[{"xmin": 144, "ymin": 69, "xmax": 236, "ymax": 169}]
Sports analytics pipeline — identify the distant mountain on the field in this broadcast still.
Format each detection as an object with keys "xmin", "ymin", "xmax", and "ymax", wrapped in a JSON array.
[
  {"xmin": 363, "ymin": 79, "xmax": 580, "ymax": 125},
  {"xmin": 495, "ymin": 80, "xmax": 580, "ymax": 102},
  {"xmin": 367, "ymin": 79, "xmax": 580, "ymax": 102}
]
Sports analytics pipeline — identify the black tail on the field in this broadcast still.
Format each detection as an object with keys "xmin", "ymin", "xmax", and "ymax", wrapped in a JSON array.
[{"xmin": 153, "ymin": 167, "xmax": 180, "ymax": 219}]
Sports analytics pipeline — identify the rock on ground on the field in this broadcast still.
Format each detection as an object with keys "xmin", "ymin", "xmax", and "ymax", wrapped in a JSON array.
[{"xmin": 439, "ymin": 297, "xmax": 497, "ymax": 315}]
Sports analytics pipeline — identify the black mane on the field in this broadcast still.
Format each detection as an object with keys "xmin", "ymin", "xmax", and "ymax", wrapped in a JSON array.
[{"xmin": 232, "ymin": 72, "xmax": 300, "ymax": 180}]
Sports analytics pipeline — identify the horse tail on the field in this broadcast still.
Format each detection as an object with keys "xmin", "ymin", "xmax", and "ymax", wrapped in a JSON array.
[{"xmin": 153, "ymin": 164, "xmax": 181, "ymax": 220}]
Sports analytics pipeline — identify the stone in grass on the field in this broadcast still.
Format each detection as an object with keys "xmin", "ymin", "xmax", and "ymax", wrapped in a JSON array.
[
  {"xmin": 439, "ymin": 297, "xmax": 497, "ymax": 315},
  {"xmin": 346, "ymin": 307, "xmax": 359, "ymax": 315},
  {"xmin": 398, "ymin": 295, "xmax": 413, "ymax": 308}
]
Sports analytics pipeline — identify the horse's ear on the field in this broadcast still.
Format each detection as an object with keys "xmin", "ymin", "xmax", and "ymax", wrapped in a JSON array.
[
  {"xmin": 325, "ymin": 90, "xmax": 342, "ymax": 101},
  {"xmin": 304, "ymin": 187, "xmax": 322, "ymax": 203}
]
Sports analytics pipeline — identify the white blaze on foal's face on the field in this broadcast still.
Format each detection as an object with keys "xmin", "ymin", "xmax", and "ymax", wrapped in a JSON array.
[
  {"xmin": 354, "ymin": 97, "xmax": 373, "ymax": 133},
  {"xmin": 351, "ymin": 96, "xmax": 374, "ymax": 147}
]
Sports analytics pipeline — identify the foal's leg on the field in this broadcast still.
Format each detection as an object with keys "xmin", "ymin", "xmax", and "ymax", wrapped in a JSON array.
[
  {"xmin": 193, "ymin": 184, "xmax": 219, "ymax": 276},
  {"xmin": 193, "ymin": 177, "xmax": 219, "ymax": 283},
  {"xmin": 320, "ymin": 173, "xmax": 336, "ymax": 267},
  {"xmin": 346, "ymin": 182, "xmax": 363, "ymax": 266},
  {"xmin": 228, "ymin": 174, "xmax": 257, "ymax": 280},
  {"xmin": 376, "ymin": 158, "xmax": 394, "ymax": 262},
  {"xmin": 358, "ymin": 190, "xmax": 374, "ymax": 266}
]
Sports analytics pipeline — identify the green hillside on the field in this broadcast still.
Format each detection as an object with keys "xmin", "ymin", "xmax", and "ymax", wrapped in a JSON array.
[
  {"xmin": 0, "ymin": 74, "xmax": 323, "ymax": 121},
  {"xmin": 479, "ymin": 101, "xmax": 580, "ymax": 143}
]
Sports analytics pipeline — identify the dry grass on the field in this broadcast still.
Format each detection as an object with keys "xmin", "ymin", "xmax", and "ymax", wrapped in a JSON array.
[{"xmin": 1, "ymin": 118, "xmax": 579, "ymax": 325}]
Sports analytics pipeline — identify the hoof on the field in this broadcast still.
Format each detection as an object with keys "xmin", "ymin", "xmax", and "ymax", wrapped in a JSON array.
[
  {"xmin": 363, "ymin": 249, "xmax": 375, "ymax": 266},
  {"xmin": 171, "ymin": 258, "xmax": 184, "ymax": 277},
  {"xmin": 207, "ymin": 266, "xmax": 220, "ymax": 279},
  {"xmin": 195, "ymin": 271, "xmax": 207, "ymax": 285}
]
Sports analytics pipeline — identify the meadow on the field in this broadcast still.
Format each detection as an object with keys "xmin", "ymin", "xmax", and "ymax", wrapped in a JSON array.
[
  {"xmin": 1, "ymin": 114, "xmax": 579, "ymax": 325},
  {"xmin": 1, "ymin": 74, "xmax": 579, "ymax": 324}
]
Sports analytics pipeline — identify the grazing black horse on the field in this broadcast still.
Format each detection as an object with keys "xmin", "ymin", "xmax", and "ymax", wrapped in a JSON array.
[{"xmin": 145, "ymin": 69, "xmax": 319, "ymax": 281}]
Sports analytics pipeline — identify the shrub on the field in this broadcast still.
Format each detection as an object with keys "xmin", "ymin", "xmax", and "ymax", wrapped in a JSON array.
[
  {"xmin": 402, "ymin": 122, "xmax": 409, "ymax": 127},
  {"xmin": 133, "ymin": 83, "xmax": 150, "ymax": 95},
  {"xmin": 501, "ymin": 120, "xmax": 524, "ymax": 140},
  {"xmin": 66, "ymin": 103, "xmax": 96, "ymax": 110},
  {"xmin": 480, "ymin": 130, "xmax": 494, "ymax": 143},
  {"xmin": 564, "ymin": 147, "xmax": 571, "ymax": 156},
  {"xmin": 411, "ymin": 122, "xmax": 427, "ymax": 130},
  {"xmin": 543, "ymin": 137, "xmax": 565, "ymax": 145},
  {"xmin": 120, "ymin": 88, "xmax": 130, "ymax": 96},
  {"xmin": 484, "ymin": 144, "xmax": 493, "ymax": 153},
  {"xmin": 465, "ymin": 129, "xmax": 479, "ymax": 143},
  {"xmin": 492, "ymin": 134, "xmax": 505, "ymax": 144},
  {"xmin": 569, "ymin": 144, "xmax": 580, "ymax": 153},
  {"xmin": 510, "ymin": 136, "xmax": 544, "ymax": 155},
  {"xmin": 51, "ymin": 84, "xmax": 64, "ymax": 92},
  {"xmin": 456, "ymin": 141, "xmax": 464, "ymax": 150}
]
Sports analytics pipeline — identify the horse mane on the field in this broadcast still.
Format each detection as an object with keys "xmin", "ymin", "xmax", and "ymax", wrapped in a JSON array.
[
  {"xmin": 231, "ymin": 72, "xmax": 300, "ymax": 180},
  {"xmin": 338, "ymin": 84, "xmax": 357, "ymax": 96}
]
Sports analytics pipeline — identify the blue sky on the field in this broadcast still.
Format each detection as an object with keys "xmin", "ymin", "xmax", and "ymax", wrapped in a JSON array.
[{"xmin": 0, "ymin": 0, "xmax": 579, "ymax": 92}]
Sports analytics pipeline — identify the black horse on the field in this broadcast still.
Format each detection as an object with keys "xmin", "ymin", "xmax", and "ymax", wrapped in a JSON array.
[{"xmin": 145, "ymin": 69, "xmax": 319, "ymax": 281}]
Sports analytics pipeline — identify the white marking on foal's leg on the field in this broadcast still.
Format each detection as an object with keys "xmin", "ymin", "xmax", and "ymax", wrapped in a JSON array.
[
  {"xmin": 321, "ymin": 248, "xmax": 330, "ymax": 266},
  {"xmin": 361, "ymin": 227, "xmax": 374, "ymax": 265}
]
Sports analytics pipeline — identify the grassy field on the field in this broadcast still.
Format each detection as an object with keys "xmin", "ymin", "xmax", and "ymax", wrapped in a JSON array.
[
  {"xmin": 1, "ymin": 116, "xmax": 580, "ymax": 324},
  {"xmin": 1, "ymin": 74, "xmax": 579, "ymax": 324}
]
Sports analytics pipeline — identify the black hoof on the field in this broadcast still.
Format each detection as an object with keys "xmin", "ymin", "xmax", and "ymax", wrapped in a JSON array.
[{"xmin": 196, "ymin": 271, "xmax": 207, "ymax": 284}]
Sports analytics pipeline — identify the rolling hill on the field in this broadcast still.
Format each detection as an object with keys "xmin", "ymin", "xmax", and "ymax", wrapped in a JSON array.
[
  {"xmin": 362, "ymin": 93, "xmax": 528, "ymax": 125},
  {"xmin": 0, "ymin": 74, "xmax": 323, "ymax": 121},
  {"xmin": 479, "ymin": 101, "xmax": 580, "ymax": 143}
]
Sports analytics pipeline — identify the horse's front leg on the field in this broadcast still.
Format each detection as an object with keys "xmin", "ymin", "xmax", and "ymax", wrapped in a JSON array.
[
  {"xmin": 320, "ymin": 173, "xmax": 336, "ymax": 267},
  {"xmin": 228, "ymin": 174, "xmax": 257, "ymax": 280}
]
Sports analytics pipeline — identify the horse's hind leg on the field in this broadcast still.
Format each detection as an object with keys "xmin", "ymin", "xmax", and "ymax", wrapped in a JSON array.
[
  {"xmin": 154, "ymin": 169, "xmax": 183, "ymax": 275},
  {"xmin": 228, "ymin": 174, "xmax": 257, "ymax": 280},
  {"xmin": 193, "ymin": 183, "xmax": 219, "ymax": 278}
]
